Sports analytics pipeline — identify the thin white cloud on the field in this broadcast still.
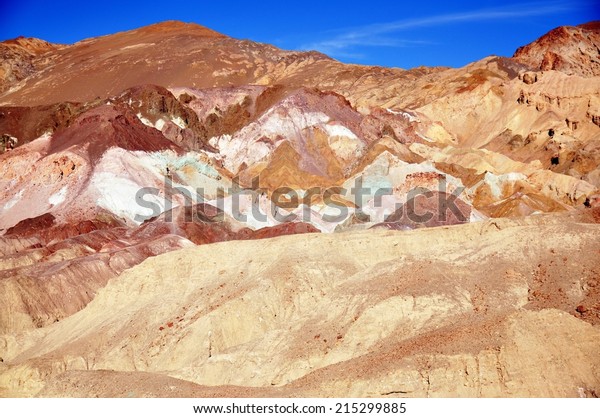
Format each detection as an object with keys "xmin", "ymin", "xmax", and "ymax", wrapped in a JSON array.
[
  {"xmin": 310, "ymin": 37, "xmax": 432, "ymax": 57},
  {"xmin": 299, "ymin": 1, "xmax": 571, "ymax": 56}
]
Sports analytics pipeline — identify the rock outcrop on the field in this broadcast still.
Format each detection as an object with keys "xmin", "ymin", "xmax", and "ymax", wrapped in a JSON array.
[{"xmin": 513, "ymin": 22, "xmax": 600, "ymax": 77}]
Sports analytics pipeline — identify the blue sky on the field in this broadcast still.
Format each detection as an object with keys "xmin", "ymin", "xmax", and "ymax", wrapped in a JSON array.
[{"xmin": 1, "ymin": 0, "xmax": 597, "ymax": 69}]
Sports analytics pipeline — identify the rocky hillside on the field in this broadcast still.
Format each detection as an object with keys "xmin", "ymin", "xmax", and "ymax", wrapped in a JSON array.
[
  {"xmin": 0, "ymin": 20, "xmax": 599, "ymax": 397},
  {"xmin": 2, "ymin": 212, "xmax": 599, "ymax": 397},
  {"xmin": 513, "ymin": 21, "xmax": 600, "ymax": 77},
  {"xmin": 0, "ymin": 36, "xmax": 62, "ymax": 94}
]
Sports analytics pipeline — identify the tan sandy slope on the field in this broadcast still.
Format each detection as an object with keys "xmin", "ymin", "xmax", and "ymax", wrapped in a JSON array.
[{"xmin": 1, "ymin": 211, "xmax": 599, "ymax": 397}]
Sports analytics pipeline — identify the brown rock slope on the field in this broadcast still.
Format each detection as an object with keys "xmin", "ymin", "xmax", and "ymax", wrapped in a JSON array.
[
  {"xmin": 0, "ymin": 21, "xmax": 332, "ymax": 106},
  {"xmin": 513, "ymin": 22, "xmax": 600, "ymax": 77},
  {"xmin": 0, "ymin": 36, "xmax": 62, "ymax": 94},
  {"xmin": 1, "ymin": 211, "xmax": 599, "ymax": 397}
]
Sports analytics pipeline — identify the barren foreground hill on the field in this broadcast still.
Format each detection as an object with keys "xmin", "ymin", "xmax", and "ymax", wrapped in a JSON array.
[
  {"xmin": 2, "ymin": 211, "xmax": 600, "ymax": 397},
  {"xmin": 0, "ymin": 21, "xmax": 599, "ymax": 397}
]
